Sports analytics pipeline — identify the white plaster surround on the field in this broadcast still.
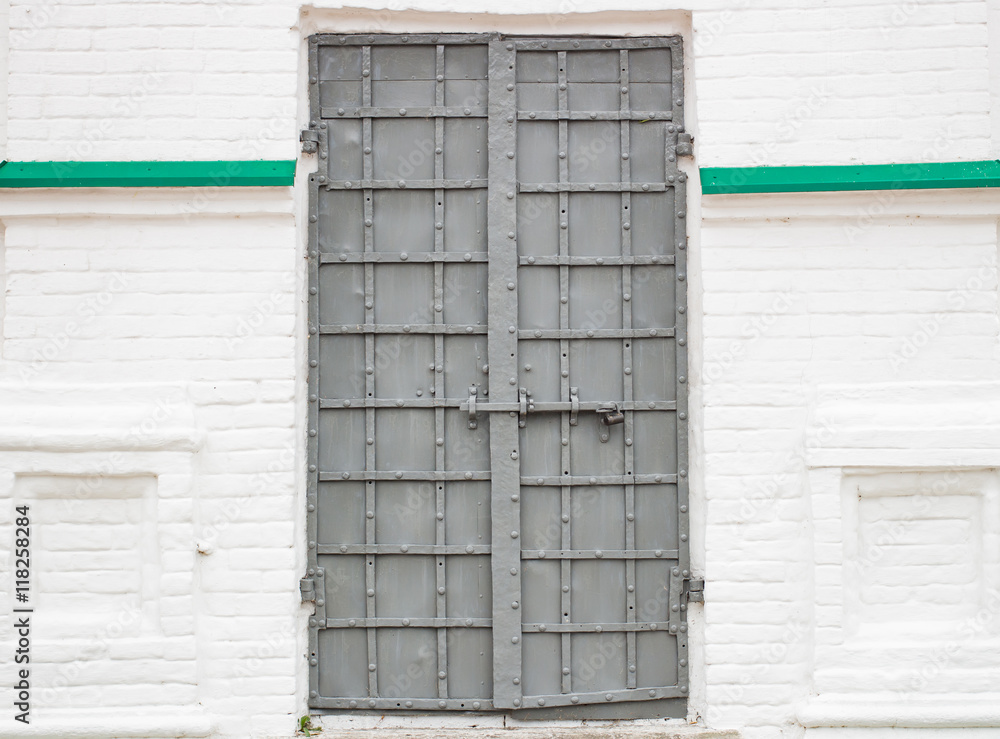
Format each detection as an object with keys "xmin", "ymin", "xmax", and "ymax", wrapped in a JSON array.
[
  {"xmin": 801, "ymin": 382, "xmax": 1000, "ymax": 730},
  {"xmin": 0, "ymin": 383, "xmax": 209, "ymax": 738}
]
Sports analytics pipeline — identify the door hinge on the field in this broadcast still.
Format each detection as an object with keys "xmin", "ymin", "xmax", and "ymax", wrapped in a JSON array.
[
  {"xmin": 684, "ymin": 577, "xmax": 705, "ymax": 604},
  {"xmin": 300, "ymin": 575, "xmax": 316, "ymax": 603},
  {"xmin": 676, "ymin": 132, "xmax": 694, "ymax": 157},
  {"xmin": 300, "ymin": 128, "xmax": 321, "ymax": 154}
]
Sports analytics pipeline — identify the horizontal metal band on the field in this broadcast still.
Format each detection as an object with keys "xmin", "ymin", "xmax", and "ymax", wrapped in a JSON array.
[
  {"xmin": 314, "ymin": 33, "xmax": 491, "ymax": 46},
  {"xmin": 519, "ymin": 549, "xmax": 680, "ymax": 561},
  {"xmin": 517, "ymin": 111, "xmax": 673, "ymax": 121},
  {"xmin": 321, "ymin": 178, "xmax": 487, "ymax": 190},
  {"xmin": 464, "ymin": 400, "xmax": 677, "ymax": 413},
  {"xmin": 518, "ymin": 255, "xmax": 675, "ymax": 266},
  {"xmin": 322, "ymin": 618, "xmax": 492, "ymax": 628},
  {"xmin": 519, "ymin": 687, "xmax": 683, "ymax": 709},
  {"xmin": 0, "ymin": 160, "xmax": 296, "ymax": 188},
  {"xmin": 319, "ymin": 399, "xmax": 462, "ymax": 410},
  {"xmin": 518, "ymin": 328, "xmax": 675, "ymax": 340},
  {"xmin": 319, "ymin": 471, "xmax": 491, "ymax": 482},
  {"xmin": 317, "ymin": 544, "xmax": 490, "ymax": 555},
  {"xmin": 514, "ymin": 37, "xmax": 677, "ymax": 50},
  {"xmin": 310, "ymin": 697, "xmax": 495, "ymax": 711},
  {"xmin": 319, "ymin": 324, "xmax": 486, "ymax": 335},
  {"xmin": 320, "ymin": 252, "xmax": 488, "ymax": 264},
  {"xmin": 700, "ymin": 160, "xmax": 1000, "ymax": 195},
  {"xmin": 320, "ymin": 106, "xmax": 487, "ymax": 119},
  {"xmin": 520, "ymin": 474, "xmax": 678, "ymax": 486},
  {"xmin": 521, "ymin": 622, "xmax": 676, "ymax": 632},
  {"xmin": 518, "ymin": 182, "xmax": 670, "ymax": 193},
  {"xmin": 321, "ymin": 399, "xmax": 676, "ymax": 411}
]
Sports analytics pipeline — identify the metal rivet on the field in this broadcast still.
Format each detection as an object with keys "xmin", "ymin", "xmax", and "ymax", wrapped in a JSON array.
[
  {"xmin": 512, "ymin": 636, "xmax": 519, "ymax": 643},
  {"xmin": 473, "ymin": 701, "xmax": 481, "ymax": 710},
  {"xmin": 367, "ymin": 511, "xmax": 374, "ymax": 519},
  {"xmin": 507, "ymin": 282, "xmax": 515, "ymax": 290},
  {"xmin": 367, "ymin": 589, "xmax": 375, "ymax": 597},
  {"xmin": 678, "ymin": 211, "xmax": 686, "ymax": 218},
  {"xmin": 308, "ymin": 429, "xmax": 316, "ymax": 437},
  {"xmin": 680, "ymin": 469, "xmax": 687, "ymax": 477},
  {"xmin": 339, "ymin": 253, "xmax": 348, "ymax": 262},
  {"xmin": 679, "ymin": 338, "xmax": 686, "ymax": 346},
  {"xmin": 529, "ymin": 112, "xmax": 536, "ymax": 119},
  {"xmin": 439, "ymin": 701, "xmax": 447, "ymax": 709},
  {"xmin": 587, "ymin": 330, "xmax": 594, "ymax": 337},
  {"xmin": 681, "ymin": 534, "xmax": 688, "ymax": 542},
  {"xmin": 309, "ymin": 359, "xmax": 318, "ymax": 367},
  {"xmin": 507, "ymin": 151, "xmax": 515, "ymax": 159},
  {"xmin": 438, "ymin": 586, "xmax": 446, "ymax": 595},
  {"xmin": 561, "ymin": 222, "xmax": 568, "ymax": 229},
  {"xmin": 464, "ymin": 108, "xmax": 472, "ymax": 116},
  {"xmin": 679, "ymin": 376, "xmax": 686, "ymax": 383},
  {"xmin": 508, "ymin": 231, "xmax": 515, "ymax": 239},
  {"xmin": 395, "ymin": 471, "xmax": 403, "ymax": 479},
  {"xmin": 649, "ymin": 329, "xmax": 658, "ymax": 336},
  {"xmin": 559, "ymin": 83, "xmax": 567, "ymax": 91},
  {"xmin": 623, "ymin": 222, "xmax": 630, "ymax": 230},
  {"xmin": 309, "ymin": 465, "xmax": 316, "ymax": 472},
  {"xmin": 507, "ymin": 115, "xmax": 514, "ymax": 123},
  {"xmin": 589, "ymin": 477, "xmax": 597, "ymax": 485},
  {"xmin": 401, "ymin": 545, "xmax": 408, "ymax": 552},
  {"xmin": 625, "ymin": 438, "xmax": 632, "ymax": 446},
  {"xmin": 399, "ymin": 109, "xmax": 407, "ymax": 116},
  {"xmin": 511, "ymin": 531, "xmax": 519, "ymax": 539},
  {"xmin": 309, "ymin": 215, "xmax": 317, "ymax": 223},
  {"xmin": 595, "ymin": 625, "xmax": 603, "ymax": 632},
  {"xmin": 595, "ymin": 550, "xmax": 603, "ymax": 558},
  {"xmin": 506, "ymin": 42, "xmax": 514, "ymax": 50},
  {"xmin": 465, "ymin": 471, "xmax": 473, "ymax": 479},
  {"xmin": 624, "ymin": 367, "xmax": 631, "ymax": 375},
  {"xmin": 678, "ymin": 273, "xmax": 685, "ymax": 281},
  {"xmin": 336, "ymin": 108, "xmax": 344, "ymax": 116},
  {"xmin": 558, "ymin": 151, "xmax": 566, "ymax": 159},
  {"xmin": 623, "ymin": 293, "xmax": 631, "ymax": 301}
]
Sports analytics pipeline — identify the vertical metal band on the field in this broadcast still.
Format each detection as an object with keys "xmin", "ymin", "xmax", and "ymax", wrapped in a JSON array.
[
  {"xmin": 555, "ymin": 49, "xmax": 573, "ymax": 696},
  {"xmin": 360, "ymin": 43, "xmax": 379, "ymax": 699},
  {"xmin": 619, "ymin": 48, "xmax": 638, "ymax": 691},
  {"xmin": 307, "ymin": 167, "xmax": 321, "ymax": 706},
  {"xmin": 669, "ymin": 36, "xmax": 691, "ymax": 694},
  {"xmin": 433, "ymin": 43, "xmax": 450, "ymax": 701},
  {"xmin": 487, "ymin": 36, "xmax": 522, "ymax": 710}
]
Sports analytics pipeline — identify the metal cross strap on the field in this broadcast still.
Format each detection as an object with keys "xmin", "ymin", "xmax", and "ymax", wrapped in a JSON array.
[{"xmin": 306, "ymin": 32, "xmax": 691, "ymax": 717}]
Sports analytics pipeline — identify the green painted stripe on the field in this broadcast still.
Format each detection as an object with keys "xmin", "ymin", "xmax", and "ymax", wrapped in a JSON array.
[
  {"xmin": 700, "ymin": 160, "xmax": 1000, "ymax": 195},
  {"xmin": 0, "ymin": 160, "xmax": 296, "ymax": 188}
]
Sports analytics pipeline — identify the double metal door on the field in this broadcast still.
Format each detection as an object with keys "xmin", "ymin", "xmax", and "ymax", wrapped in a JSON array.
[{"xmin": 304, "ymin": 33, "xmax": 690, "ymax": 714}]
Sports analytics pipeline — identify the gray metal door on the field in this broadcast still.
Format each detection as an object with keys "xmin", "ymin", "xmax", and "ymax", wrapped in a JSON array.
[{"xmin": 304, "ymin": 33, "xmax": 690, "ymax": 715}]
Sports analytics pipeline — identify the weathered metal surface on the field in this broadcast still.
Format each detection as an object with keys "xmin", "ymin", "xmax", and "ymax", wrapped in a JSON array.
[{"xmin": 308, "ymin": 33, "xmax": 688, "ymax": 716}]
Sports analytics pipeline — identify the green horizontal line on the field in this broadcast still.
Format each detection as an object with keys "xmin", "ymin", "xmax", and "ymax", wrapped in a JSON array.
[
  {"xmin": 0, "ymin": 160, "xmax": 296, "ymax": 188},
  {"xmin": 700, "ymin": 160, "xmax": 1000, "ymax": 195}
]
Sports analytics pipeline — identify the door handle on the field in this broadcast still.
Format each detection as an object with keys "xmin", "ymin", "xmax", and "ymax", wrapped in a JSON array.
[{"xmin": 465, "ymin": 387, "xmax": 625, "ymax": 436}]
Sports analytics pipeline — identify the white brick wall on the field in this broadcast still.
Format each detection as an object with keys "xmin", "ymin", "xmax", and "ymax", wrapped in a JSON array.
[{"xmin": 2, "ymin": 1, "xmax": 1000, "ymax": 737}]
